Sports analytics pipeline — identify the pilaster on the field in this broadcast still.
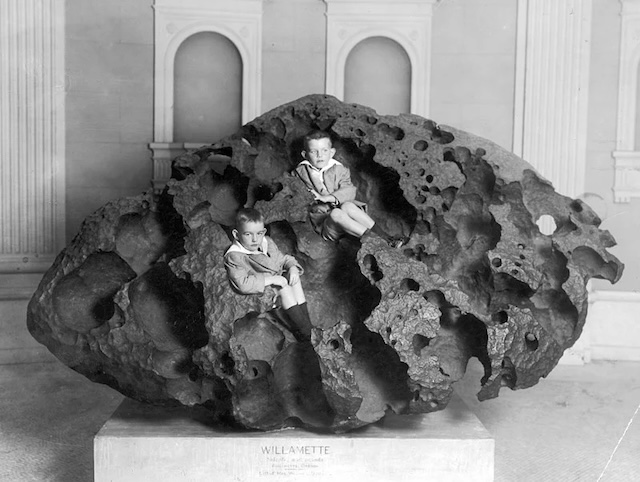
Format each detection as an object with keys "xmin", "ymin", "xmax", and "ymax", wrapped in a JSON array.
[
  {"xmin": 0, "ymin": 0, "xmax": 66, "ymax": 273},
  {"xmin": 513, "ymin": 0, "xmax": 592, "ymax": 200}
]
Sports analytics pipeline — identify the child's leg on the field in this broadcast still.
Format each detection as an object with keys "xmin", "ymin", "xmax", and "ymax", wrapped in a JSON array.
[
  {"xmin": 290, "ymin": 281, "xmax": 306, "ymax": 305},
  {"xmin": 278, "ymin": 283, "xmax": 307, "ymax": 307},
  {"xmin": 340, "ymin": 201, "xmax": 407, "ymax": 246},
  {"xmin": 278, "ymin": 285, "xmax": 312, "ymax": 340},
  {"xmin": 278, "ymin": 286, "xmax": 297, "ymax": 309},
  {"xmin": 328, "ymin": 208, "xmax": 368, "ymax": 237},
  {"xmin": 341, "ymin": 202, "xmax": 375, "ymax": 230}
]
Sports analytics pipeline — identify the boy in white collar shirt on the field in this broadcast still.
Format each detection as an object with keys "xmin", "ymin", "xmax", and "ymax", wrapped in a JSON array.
[
  {"xmin": 294, "ymin": 130, "xmax": 406, "ymax": 247},
  {"xmin": 224, "ymin": 208, "xmax": 312, "ymax": 339}
]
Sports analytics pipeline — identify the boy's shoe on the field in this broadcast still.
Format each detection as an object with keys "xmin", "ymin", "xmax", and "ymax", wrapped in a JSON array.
[{"xmin": 388, "ymin": 236, "xmax": 409, "ymax": 248}]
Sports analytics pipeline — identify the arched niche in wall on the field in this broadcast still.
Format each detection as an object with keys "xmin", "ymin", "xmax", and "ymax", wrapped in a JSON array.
[
  {"xmin": 324, "ymin": 0, "xmax": 438, "ymax": 118},
  {"xmin": 150, "ymin": 0, "xmax": 262, "ymax": 191},
  {"xmin": 173, "ymin": 32, "xmax": 243, "ymax": 143},
  {"xmin": 344, "ymin": 36, "xmax": 411, "ymax": 115},
  {"xmin": 613, "ymin": 0, "xmax": 640, "ymax": 203}
]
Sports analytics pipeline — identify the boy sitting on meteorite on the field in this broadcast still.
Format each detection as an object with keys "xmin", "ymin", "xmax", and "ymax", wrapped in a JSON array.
[
  {"xmin": 294, "ymin": 129, "xmax": 406, "ymax": 247},
  {"xmin": 224, "ymin": 208, "xmax": 312, "ymax": 340}
]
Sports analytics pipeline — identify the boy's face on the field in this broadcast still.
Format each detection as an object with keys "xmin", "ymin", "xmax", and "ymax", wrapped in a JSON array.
[
  {"xmin": 233, "ymin": 220, "xmax": 266, "ymax": 252},
  {"xmin": 302, "ymin": 137, "xmax": 335, "ymax": 170}
]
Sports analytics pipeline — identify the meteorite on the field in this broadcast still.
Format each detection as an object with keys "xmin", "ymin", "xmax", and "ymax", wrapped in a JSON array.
[{"xmin": 27, "ymin": 94, "xmax": 623, "ymax": 432}]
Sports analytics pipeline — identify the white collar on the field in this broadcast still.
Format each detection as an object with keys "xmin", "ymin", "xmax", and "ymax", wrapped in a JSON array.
[
  {"xmin": 299, "ymin": 158, "xmax": 341, "ymax": 174},
  {"xmin": 225, "ymin": 238, "xmax": 268, "ymax": 256}
]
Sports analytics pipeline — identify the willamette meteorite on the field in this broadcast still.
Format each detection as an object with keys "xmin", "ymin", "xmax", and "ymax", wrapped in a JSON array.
[{"xmin": 28, "ymin": 94, "xmax": 623, "ymax": 432}]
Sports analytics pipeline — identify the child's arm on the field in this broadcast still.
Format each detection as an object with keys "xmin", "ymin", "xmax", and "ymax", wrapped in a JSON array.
[
  {"xmin": 224, "ymin": 253, "xmax": 268, "ymax": 294},
  {"xmin": 266, "ymin": 238, "xmax": 304, "ymax": 285},
  {"xmin": 310, "ymin": 189, "xmax": 339, "ymax": 205},
  {"xmin": 326, "ymin": 164, "xmax": 357, "ymax": 204},
  {"xmin": 264, "ymin": 274, "xmax": 289, "ymax": 288},
  {"xmin": 293, "ymin": 162, "xmax": 356, "ymax": 205},
  {"xmin": 286, "ymin": 266, "xmax": 301, "ymax": 286}
]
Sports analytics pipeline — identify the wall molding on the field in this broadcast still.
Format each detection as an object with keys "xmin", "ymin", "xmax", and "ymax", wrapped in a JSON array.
[
  {"xmin": 612, "ymin": 0, "xmax": 640, "ymax": 202},
  {"xmin": 612, "ymin": 150, "xmax": 640, "ymax": 202},
  {"xmin": 560, "ymin": 288, "xmax": 640, "ymax": 364},
  {"xmin": 0, "ymin": 293, "xmax": 55, "ymax": 365},
  {"xmin": 585, "ymin": 288, "xmax": 640, "ymax": 361},
  {"xmin": 324, "ymin": 0, "xmax": 438, "ymax": 118},
  {"xmin": 0, "ymin": 0, "xmax": 66, "ymax": 273},
  {"xmin": 0, "ymin": 273, "xmax": 43, "ymax": 300},
  {"xmin": 151, "ymin": 0, "xmax": 263, "ymax": 190},
  {"xmin": 0, "ymin": 347, "xmax": 55, "ymax": 365}
]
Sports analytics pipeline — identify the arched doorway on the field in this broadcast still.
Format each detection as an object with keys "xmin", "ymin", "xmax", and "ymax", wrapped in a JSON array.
[
  {"xmin": 344, "ymin": 37, "xmax": 411, "ymax": 115},
  {"xmin": 173, "ymin": 32, "xmax": 243, "ymax": 143}
]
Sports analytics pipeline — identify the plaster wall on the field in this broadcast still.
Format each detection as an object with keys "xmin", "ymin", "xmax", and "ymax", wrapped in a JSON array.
[
  {"xmin": 65, "ymin": 0, "xmax": 154, "ymax": 242},
  {"xmin": 261, "ymin": 0, "xmax": 327, "ymax": 113},
  {"xmin": 430, "ymin": 0, "xmax": 517, "ymax": 151}
]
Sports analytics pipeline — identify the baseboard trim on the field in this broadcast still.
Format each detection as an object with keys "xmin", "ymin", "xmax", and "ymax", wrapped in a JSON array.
[
  {"xmin": 0, "ymin": 273, "xmax": 43, "ymax": 300},
  {"xmin": 0, "ymin": 347, "xmax": 56, "ymax": 365},
  {"xmin": 587, "ymin": 289, "xmax": 640, "ymax": 362},
  {"xmin": 590, "ymin": 346, "xmax": 640, "ymax": 362},
  {"xmin": 588, "ymin": 289, "xmax": 640, "ymax": 303}
]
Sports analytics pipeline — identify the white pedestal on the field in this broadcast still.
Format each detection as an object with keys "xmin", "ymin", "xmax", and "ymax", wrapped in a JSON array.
[{"xmin": 94, "ymin": 395, "xmax": 494, "ymax": 482}]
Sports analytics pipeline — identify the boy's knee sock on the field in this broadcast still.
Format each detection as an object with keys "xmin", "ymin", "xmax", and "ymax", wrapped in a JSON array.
[
  {"xmin": 285, "ymin": 304, "xmax": 312, "ymax": 340},
  {"xmin": 368, "ymin": 223, "xmax": 392, "ymax": 241},
  {"xmin": 297, "ymin": 302, "xmax": 312, "ymax": 330}
]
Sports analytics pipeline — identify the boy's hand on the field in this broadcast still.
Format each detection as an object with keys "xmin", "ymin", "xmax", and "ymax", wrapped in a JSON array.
[
  {"xmin": 310, "ymin": 189, "xmax": 336, "ymax": 204},
  {"xmin": 266, "ymin": 275, "xmax": 288, "ymax": 288},
  {"xmin": 287, "ymin": 267, "xmax": 300, "ymax": 286}
]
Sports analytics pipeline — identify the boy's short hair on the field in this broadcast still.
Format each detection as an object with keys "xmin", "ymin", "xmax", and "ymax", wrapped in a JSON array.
[
  {"xmin": 303, "ymin": 129, "xmax": 332, "ymax": 151},
  {"xmin": 235, "ymin": 208, "xmax": 264, "ymax": 228}
]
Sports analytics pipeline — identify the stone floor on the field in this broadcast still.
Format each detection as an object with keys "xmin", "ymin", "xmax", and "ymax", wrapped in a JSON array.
[{"xmin": 0, "ymin": 356, "xmax": 638, "ymax": 481}]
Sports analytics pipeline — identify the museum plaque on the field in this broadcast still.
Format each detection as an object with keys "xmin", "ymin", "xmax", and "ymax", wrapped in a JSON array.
[{"xmin": 94, "ymin": 394, "xmax": 494, "ymax": 482}]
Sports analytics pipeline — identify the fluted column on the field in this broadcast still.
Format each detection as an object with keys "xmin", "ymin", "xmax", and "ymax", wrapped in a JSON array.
[
  {"xmin": 0, "ymin": 0, "xmax": 65, "ymax": 273},
  {"xmin": 513, "ymin": 0, "xmax": 593, "ymax": 364},
  {"xmin": 513, "ymin": 0, "xmax": 592, "ymax": 199}
]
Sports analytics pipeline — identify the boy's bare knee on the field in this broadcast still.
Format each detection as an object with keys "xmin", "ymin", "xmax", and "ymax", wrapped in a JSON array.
[
  {"xmin": 341, "ymin": 202, "xmax": 357, "ymax": 214},
  {"xmin": 329, "ymin": 208, "xmax": 347, "ymax": 223}
]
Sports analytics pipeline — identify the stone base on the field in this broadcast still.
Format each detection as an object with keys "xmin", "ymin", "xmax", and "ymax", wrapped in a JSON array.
[{"xmin": 94, "ymin": 395, "xmax": 494, "ymax": 482}]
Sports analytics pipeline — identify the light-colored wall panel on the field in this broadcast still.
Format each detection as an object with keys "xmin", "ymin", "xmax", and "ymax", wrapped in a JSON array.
[
  {"xmin": 65, "ymin": 0, "xmax": 154, "ymax": 240},
  {"xmin": 430, "ymin": 0, "xmax": 516, "ymax": 149},
  {"xmin": 66, "ymin": 142, "xmax": 154, "ymax": 189},
  {"xmin": 262, "ymin": 0, "xmax": 327, "ymax": 112}
]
